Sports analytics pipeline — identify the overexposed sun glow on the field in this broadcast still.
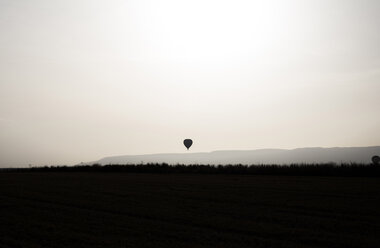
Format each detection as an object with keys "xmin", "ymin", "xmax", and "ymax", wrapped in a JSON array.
[{"xmin": 130, "ymin": 0, "xmax": 300, "ymax": 61}]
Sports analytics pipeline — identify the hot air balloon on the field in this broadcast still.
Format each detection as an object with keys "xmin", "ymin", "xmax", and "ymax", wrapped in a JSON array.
[
  {"xmin": 372, "ymin": 155, "xmax": 380, "ymax": 165},
  {"xmin": 183, "ymin": 139, "xmax": 193, "ymax": 150}
]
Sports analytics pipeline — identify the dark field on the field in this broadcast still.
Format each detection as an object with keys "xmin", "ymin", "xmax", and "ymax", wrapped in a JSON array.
[{"xmin": 0, "ymin": 173, "xmax": 379, "ymax": 248}]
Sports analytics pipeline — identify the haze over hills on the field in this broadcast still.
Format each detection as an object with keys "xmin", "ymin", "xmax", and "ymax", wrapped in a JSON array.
[{"xmin": 91, "ymin": 146, "xmax": 380, "ymax": 165}]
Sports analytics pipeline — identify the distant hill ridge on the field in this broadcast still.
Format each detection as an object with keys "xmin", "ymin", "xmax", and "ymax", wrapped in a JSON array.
[{"xmin": 91, "ymin": 146, "xmax": 380, "ymax": 165}]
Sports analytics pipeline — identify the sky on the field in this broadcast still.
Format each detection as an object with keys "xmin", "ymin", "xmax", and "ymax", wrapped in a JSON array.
[{"xmin": 0, "ymin": 0, "xmax": 380, "ymax": 167}]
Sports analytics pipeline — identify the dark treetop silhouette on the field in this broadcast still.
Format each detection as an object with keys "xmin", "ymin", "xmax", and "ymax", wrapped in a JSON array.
[
  {"xmin": 372, "ymin": 155, "xmax": 380, "ymax": 165},
  {"xmin": 183, "ymin": 139, "xmax": 193, "ymax": 150}
]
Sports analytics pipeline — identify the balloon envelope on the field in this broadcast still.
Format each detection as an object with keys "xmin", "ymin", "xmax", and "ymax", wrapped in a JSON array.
[{"xmin": 183, "ymin": 139, "xmax": 193, "ymax": 150}]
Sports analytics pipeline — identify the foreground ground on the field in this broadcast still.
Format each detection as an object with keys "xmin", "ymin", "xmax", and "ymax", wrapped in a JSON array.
[{"xmin": 0, "ymin": 173, "xmax": 379, "ymax": 248}]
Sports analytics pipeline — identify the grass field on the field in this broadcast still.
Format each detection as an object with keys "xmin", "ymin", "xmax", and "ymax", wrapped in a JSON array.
[{"xmin": 0, "ymin": 172, "xmax": 379, "ymax": 247}]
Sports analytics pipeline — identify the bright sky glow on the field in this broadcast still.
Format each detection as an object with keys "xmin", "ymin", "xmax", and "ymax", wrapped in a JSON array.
[{"xmin": 0, "ymin": 0, "xmax": 379, "ymax": 166}]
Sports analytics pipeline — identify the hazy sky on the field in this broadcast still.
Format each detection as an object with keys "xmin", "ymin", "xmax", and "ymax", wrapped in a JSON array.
[{"xmin": 1, "ymin": 0, "xmax": 380, "ymax": 166}]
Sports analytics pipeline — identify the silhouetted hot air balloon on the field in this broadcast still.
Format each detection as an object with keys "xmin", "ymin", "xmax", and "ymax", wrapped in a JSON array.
[
  {"xmin": 183, "ymin": 139, "xmax": 193, "ymax": 150},
  {"xmin": 372, "ymin": 155, "xmax": 380, "ymax": 165}
]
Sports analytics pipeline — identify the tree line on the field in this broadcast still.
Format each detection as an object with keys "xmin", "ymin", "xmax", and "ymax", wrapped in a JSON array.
[{"xmin": 1, "ymin": 163, "xmax": 380, "ymax": 176}]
